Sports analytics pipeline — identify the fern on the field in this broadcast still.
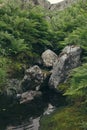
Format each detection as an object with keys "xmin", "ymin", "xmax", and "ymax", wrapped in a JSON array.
[{"xmin": 64, "ymin": 64, "xmax": 87, "ymax": 97}]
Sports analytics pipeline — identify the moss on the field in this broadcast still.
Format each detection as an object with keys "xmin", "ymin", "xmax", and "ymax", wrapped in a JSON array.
[{"xmin": 40, "ymin": 106, "xmax": 87, "ymax": 130}]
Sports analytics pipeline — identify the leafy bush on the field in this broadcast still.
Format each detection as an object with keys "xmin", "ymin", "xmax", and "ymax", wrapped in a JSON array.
[
  {"xmin": 0, "ymin": 1, "xmax": 53, "ymax": 58},
  {"xmin": 64, "ymin": 64, "xmax": 87, "ymax": 106},
  {"xmin": 49, "ymin": 0, "xmax": 87, "ymax": 58}
]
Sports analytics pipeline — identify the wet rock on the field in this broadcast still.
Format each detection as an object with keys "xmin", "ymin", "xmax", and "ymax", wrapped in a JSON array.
[
  {"xmin": 49, "ymin": 45, "xmax": 81, "ymax": 88},
  {"xmin": 21, "ymin": 65, "xmax": 44, "ymax": 91},
  {"xmin": 19, "ymin": 90, "xmax": 42, "ymax": 104},
  {"xmin": 43, "ymin": 103, "xmax": 55, "ymax": 115},
  {"xmin": 41, "ymin": 49, "xmax": 58, "ymax": 68}
]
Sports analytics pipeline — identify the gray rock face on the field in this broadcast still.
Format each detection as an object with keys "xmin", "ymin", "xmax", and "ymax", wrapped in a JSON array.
[
  {"xmin": 49, "ymin": 0, "xmax": 78, "ymax": 11},
  {"xmin": 49, "ymin": 45, "xmax": 81, "ymax": 88},
  {"xmin": 21, "ymin": 65, "xmax": 44, "ymax": 91},
  {"xmin": 21, "ymin": 0, "xmax": 79, "ymax": 10},
  {"xmin": 41, "ymin": 49, "xmax": 58, "ymax": 67}
]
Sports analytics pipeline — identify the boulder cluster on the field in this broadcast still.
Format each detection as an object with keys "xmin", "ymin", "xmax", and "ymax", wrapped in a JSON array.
[{"xmin": 6, "ymin": 45, "xmax": 81, "ymax": 104}]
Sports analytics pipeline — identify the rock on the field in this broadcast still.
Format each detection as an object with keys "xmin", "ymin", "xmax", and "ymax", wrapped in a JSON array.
[
  {"xmin": 21, "ymin": 0, "xmax": 50, "ymax": 9},
  {"xmin": 21, "ymin": 0, "xmax": 78, "ymax": 10},
  {"xmin": 43, "ymin": 103, "xmax": 55, "ymax": 115},
  {"xmin": 49, "ymin": 0, "xmax": 78, "ymax": 11},
  {"xmin": 41, "ymin": 49, "xmax": 58, "ymax": 68},
  {"xmin": 33, "ymin": 0, "xmax": 50, "ymax": 9},
  {"xmin": 49, "ymin": 45, "xmax": 81, "ymax": 88},
  {"xmin": 6, "ymin": 79, "xmax": 21, "ymax": 97},
  {"xmin": 19, "ymin": 90, "xmax": 42, "ymax": 104},
  {"xmin": 21, "ymin": 65, "xmax": 44, "ymax": 91}
]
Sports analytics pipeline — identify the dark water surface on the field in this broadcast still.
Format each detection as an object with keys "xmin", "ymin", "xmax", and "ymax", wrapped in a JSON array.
[{"xmin": 0, "ymin": 89, "xmax": 66, "ymax": 130}]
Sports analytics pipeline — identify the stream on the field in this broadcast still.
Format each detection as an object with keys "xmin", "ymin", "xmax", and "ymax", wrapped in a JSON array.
[{"xmin": 0, "ymin": 88, "xmax": 66, "ymax": 130}]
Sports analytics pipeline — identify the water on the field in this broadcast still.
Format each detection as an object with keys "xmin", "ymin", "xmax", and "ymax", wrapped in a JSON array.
[
  {"xmin": 0, "ymin": 89, "xmax": 66, "ymax": 130},
  {"xmin": 6, "ymin": 117, "xmax": 40, "ymax": 130},
  {"xmin": 6, "ymin": 103, "xmax": 55, "ymax": 130},
  {"xmin": 0, "ymin": 96, "xmax": 45, "ymax": 130}
]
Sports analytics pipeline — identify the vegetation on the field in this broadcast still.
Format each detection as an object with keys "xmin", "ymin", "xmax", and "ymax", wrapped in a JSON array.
[
  {"xmin": 40, "ymin": 0, "xmax": 87, "ymax": 130},
  {"xmin": 49, "ymin": 0, "xmax": 87, "ymax": 60},
  {"xmin": 65, "ymin": 64, "xmax": 87, "ymax": 97},
  {"xmin": 0, "ymin": 0, "xmax": 87, "ymax": 129},
  {"xmin": 0, "ymin": 0, "xmax": 55, "ymax": 90},
  {"xmin": 0, "ymin": 57, "xmax": 8, "ymax": 92},
  {"xmin": 40, "ymin": 106, "xmax": 87, "ymax": 130}
]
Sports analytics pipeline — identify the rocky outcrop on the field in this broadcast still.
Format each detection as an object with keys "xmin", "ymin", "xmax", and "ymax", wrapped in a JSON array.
[
  {"xmin": 41, "ymin": 49, "xmax": 58, "ymax": 68},
  {"xmin": 9, "ymin": 64, "xmax": 50, "ymax": 104},
  {"xmin": 49, "ymin": 45, "xmax": 81, "ymax": 88},
  {"xmin": 4, "ymin": 46, "xmax": 81, "ymax": 104},
  {"xmin": 21, "ymin": 0, "xmax": 50, "ymax": 9},
  {"xmin": 49, "ymin": 0, "xmax": 79, "ymax": 10},
  {"xmin": 21, "ymin": 65, "xmax": 44, "ymax": 91},
  {"xmin": 21, "ymin": 0, "xmax": 79, "ymax": 10}
]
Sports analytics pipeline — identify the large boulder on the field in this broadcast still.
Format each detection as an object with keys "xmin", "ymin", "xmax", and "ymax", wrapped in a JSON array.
[
  {"xmin": 41, "ymin": 49, "xmax": 58, "ymax": 68},
  {"xmin": 49, "ymin": 45, "xmax": 81, "ymax": 88},
  {"xmin": 21, "ymin": 65, "xmax": 44, "ymax": 91}
]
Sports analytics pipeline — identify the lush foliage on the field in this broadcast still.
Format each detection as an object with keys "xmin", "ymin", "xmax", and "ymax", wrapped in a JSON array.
[
  {"xmin": 0, "ymin": 0, "xmax": 87, "ymax": 129},
  {"xmin": 0, "ymin": 0, "xmax": 55, "ymax": 90},
  {"xmin": 40, "ymin": 1, "xmax": 87, "ymax": 129},
  {"xmin": 0, "ymin": 0, "xmax": 58, "ymax": 59},
  {"xmin": 49, "ymin": 0, "xmax": 87, "ymax": 60},
  {"xmin": 65, "ymin": 64, "xmax": 87, "ymax": 97},
  {"xmin": 40, "ymin": 106, "xmax": 87, "ymax": 130},
  {"xmin": 48, "ymin": 0, "xmax": 87, "ymax": 107}
]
